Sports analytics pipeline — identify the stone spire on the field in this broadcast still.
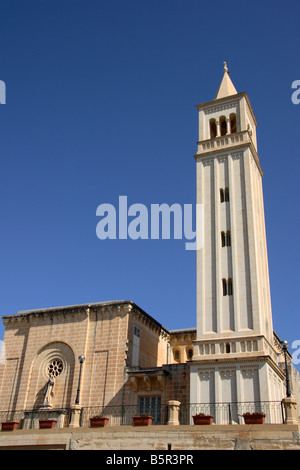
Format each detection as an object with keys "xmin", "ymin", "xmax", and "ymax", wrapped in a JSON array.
[{"xmin": 214, "ymin": 61, "xmax": 238, "ymax": 99}]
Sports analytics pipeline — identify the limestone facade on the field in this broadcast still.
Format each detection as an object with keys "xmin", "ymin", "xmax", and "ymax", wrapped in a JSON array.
[{"xmin": 0, "ymin": 301, "xmax": 194, "ymax": 421}]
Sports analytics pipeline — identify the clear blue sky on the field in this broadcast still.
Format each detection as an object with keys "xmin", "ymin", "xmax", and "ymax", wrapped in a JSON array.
[{"xmin": 0, "ymin": 1, "xmax": 299, "ymax": 369}]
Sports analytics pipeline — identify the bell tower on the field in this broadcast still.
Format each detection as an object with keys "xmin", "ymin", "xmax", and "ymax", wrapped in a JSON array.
[{"xmin": 190, "ymin": 63, "xmax": 285, "ymax": 413}]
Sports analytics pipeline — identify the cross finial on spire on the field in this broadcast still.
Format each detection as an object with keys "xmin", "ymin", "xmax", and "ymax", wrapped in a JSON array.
[{"xmin": 214, "ymin": 61, "xmax": 237, "ymax": 99}]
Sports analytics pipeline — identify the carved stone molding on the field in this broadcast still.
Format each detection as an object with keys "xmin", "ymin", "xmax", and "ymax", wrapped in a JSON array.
[
  {"xmin": 231, "ymin": 152, "xmax": 243, "ymax": 160},
  {"xmin": 220, "ymin": 369, "xmax": 236, "ymax": 380},
  {"xmin": 128, "ymin": 370, "xmax": 168, "ymax": 393},
  {"xmin": 143, "ymin": 375, "xmax": 151, "ymax": 391},
  {"xmin": 204, "ymin": 101, "xmax": 238, "ymax": 115},
  {"xmin": 241, "ymin": 368, "xmax": 257, "ymax": 379},
  {"xmin": 199, "ymin": 370, "xmax": 214, "ymax": 381},
  {"xmin": 130, "ymin": 376, "xmax": 138, "ymax": 390},
  {"xmin": 157, "ymin": 375, "xmax": 165, "ymax": 391},
  {"xmin": 202, "ymin": 159, "xmax": 213, "ymax": 167}
]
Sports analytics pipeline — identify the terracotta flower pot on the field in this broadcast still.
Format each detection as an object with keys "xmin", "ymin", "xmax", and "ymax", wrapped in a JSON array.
[
  {"xmin": 39, "ymin": 419, "xmax": 57, "ymax": 429},
  {"xmin": 192, "ymin": 415, "xmax": 214, "ymax": 425},
  {"xmin": 243, "ymin": 413, "xmax": 265, "ymax": 424},
  {"xmin": 1, "ymin": 421, "xmax": 19, "ymax": 431},
  {"xmin": 132, "ymin": 416, "xmax": 153, "ymax": 426},
  {"xmin": 89, "ymin": 417, "xmax": 109, "ymax": 427}
]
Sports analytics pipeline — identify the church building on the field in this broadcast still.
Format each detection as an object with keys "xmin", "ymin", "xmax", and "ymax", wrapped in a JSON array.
[{"xmin": 0, "ymin": 64, "xmax": 299, "ymax": 430}]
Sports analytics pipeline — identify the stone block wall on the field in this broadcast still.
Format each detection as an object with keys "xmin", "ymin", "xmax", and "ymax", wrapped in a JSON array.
[{"xmin": 0, "ymin": 302, "xmax": 133, "ymax": 412}]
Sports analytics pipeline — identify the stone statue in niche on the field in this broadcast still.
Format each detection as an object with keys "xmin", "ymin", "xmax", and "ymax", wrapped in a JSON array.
[
  {"xmin": 41, "ymin": 376, "xmax": 55, "ymax": 409},
  {"xmin": 40, "ymin": 358, "xmax": 63, "ymax": 409}
]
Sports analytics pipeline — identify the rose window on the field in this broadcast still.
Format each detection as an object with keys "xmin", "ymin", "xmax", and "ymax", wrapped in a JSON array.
[{"xmin": 48, "ymin": 359, "xmax": 63, "ymax": 378}]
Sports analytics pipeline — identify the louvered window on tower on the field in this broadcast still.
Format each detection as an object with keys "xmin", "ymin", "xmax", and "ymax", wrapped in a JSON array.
[
  {"xmin": 222, "ymin": 278, "xmax": 227, "ymax": 296},
  {"xmin": 221, "ymin": 231, "xmax": 226, "ymax": 247},
  {"xmin": 220, "ymin": 187, "xmax": 229, "ymax": 203},
  {"xmin": 221, "ymin": 231, "xmax": 231, "ymax": 247},
  {"xmin": 220, "ymin": 188, "xmax": 224, "ymax": 203},
  {"xmin": 222, "ymin": 278, "xmax": 233, "ymax": 296}
]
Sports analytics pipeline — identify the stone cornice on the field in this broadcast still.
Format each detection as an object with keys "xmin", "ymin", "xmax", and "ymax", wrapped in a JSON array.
[
  {"xmin": 1, "ymin": 300, "xmax": 134, "ymax": 322},
  {"xmin": 2, "ymin": 306, "xmax": 89, "ymax": 325},
  {"xmin": 1, "ymin": 300, "xmax": 170, "ymax": 338},
  {"xmin": 194, "ymin": 138, "xmax": 264, "ymax": 177},
  {"xmin": 2, "ymin": 301, "xmax": 122, "ymax": 321}
]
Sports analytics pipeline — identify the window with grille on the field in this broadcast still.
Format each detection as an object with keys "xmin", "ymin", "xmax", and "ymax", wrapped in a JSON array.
[{"xmin": 138, "ymin": 396, "xmax": 161, "ymax": 424}]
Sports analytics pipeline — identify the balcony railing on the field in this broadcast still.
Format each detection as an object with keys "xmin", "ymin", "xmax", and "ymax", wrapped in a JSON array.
[
  {"xmin": 179, "ymin": 401, "xmax": 285, "ymax": 425},
  {"xmin": 0, "ymin": 401, "xmax": 285, "ymax": 429},
  {"xmin": 80, "ymin": 404, "xmax": 169, "ymax": 427},
  {"xmin": 196, "ymin": 130, "xmax": 251, "ymax": 155}
]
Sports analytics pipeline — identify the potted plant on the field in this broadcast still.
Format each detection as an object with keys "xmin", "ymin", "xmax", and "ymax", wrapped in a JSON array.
[
  {"xmin": 242, "ymin": 412, "xmax": 265, "ymax": 424},
  {"xmin": 39, "ymin": 419, "xmax": 57, "ymax": 429},
  {"xmin": 132, "ymin": 414, "xmax": 153, "ymax": 426},
  {"xmin": 1, "ymin": 421, "xmax": 19, "ymax": 431},
  {"xmin": 89, "ymin": 416, "xmax": 109, "ymax": 427},
  {"xmin": 192, "ymin": 413, "xmax": 214, "ymax": 425}
]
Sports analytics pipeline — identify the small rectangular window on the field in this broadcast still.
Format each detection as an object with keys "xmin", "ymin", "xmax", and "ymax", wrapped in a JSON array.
[
  {"xmin": 221, "ymin": 231, "xmax": 226, "ymax": 247},
  {"xmin": 220, "ymin": 189, "xmax": 225, "ymax": 203},
  {"xmin": 222, "ymin": 278, "xmax": 233, "ymax": 296},
  {"xmin": 222, "ymin": 279, "xmax": 227, "ymax": 296},
  {"xmin": 134, "ymin": 326, "xmax": 140, "ymax": 337},
  {"xmin": 220, "ymin": 187, "xmax": 229, "ymax": 203}
]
